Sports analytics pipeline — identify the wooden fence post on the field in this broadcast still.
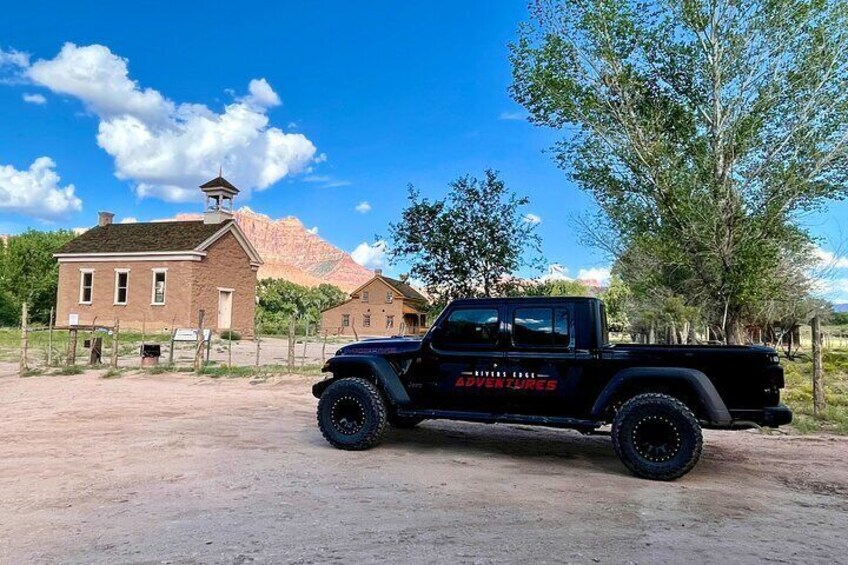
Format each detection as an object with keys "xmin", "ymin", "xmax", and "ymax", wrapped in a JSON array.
[
  {"xmin": 67, "ymin": 328, "xmax": 78, "ymax": 366},
  {"xmin": 287, "ymin": 317, "xmax": 296, "ymax": 373},
  {"xmin": 194, "ymin": 310, "xmax": 205, "ymax": 373},
  {"xmin": 19, "ymin": 302, "xmax": 28, "ymax": 376},
  {"xmin": 111, "ymin": 319, "xmax": 120, "ymax": 368},
  {"xmin": 812, "ymin": 315, "xmax": 826, "ymax": 416},
  {"xmin": 47, "ymin": 306, "xmax": 54, "ymax": 367},
  {"xmin": 301, "ymin": 324, "xmax": 309, "ymax": 368},
  {"xmin": 227, "ymin": 330, "xmax": 233, "ymax": 370},
  {"xmin": 322, "ymin": 330, "xmax": 328, "ymax": 363}
]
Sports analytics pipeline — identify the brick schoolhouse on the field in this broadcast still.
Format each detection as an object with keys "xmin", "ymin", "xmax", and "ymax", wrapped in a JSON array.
[
  {"xmin": 53, "ymin": 176, "xmax": 262, "ymax": 337},
  {"xmin": 320, "ymin": 270, "xmax": 428, "ymax": 337}
]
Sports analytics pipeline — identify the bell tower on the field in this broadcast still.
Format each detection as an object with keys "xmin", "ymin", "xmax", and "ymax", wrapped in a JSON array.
[{"xmin": 200, "ymin": 173, "xmax": 240, "ymax": 224}]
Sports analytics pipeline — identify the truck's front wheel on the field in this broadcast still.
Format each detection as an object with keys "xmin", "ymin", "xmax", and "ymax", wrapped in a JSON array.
[
  {"xmin": 612, "ymin": 393, "xmax": 703, "ymax": 481},
  {"xmin": 317, "ymin": 377, "xmax": 387, "ymax": 450}
]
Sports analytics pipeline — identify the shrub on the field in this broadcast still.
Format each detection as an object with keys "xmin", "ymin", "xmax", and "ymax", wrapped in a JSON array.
[{"xmin": 220, "ymin": 330, "xmax": 241, "ymax": 341}]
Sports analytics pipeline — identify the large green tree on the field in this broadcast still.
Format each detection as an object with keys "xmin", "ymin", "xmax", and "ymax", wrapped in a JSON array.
[
  {"xmin": 387, "ymin": 170, "xmax": 543, "ymax": 304},
  {"xmin": 511, "ymin": 0, "xmax": 848, "ymax": 343},
  {"xmin": 256, "ymin": 279, "xmax": 346, "ymax": 335},
  {"xmin": 0, "ymin": 229, "xmax": 76, "ymax": 326}
]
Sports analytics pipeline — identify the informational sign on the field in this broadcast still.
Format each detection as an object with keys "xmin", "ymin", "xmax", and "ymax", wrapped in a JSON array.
[
  {"xmin": 68, "ymin": 313, "xmax": 79, "ymax": 327},
  {"xmin": 173, "ymin": 328, "xmax": 212, "ymax": 342}
]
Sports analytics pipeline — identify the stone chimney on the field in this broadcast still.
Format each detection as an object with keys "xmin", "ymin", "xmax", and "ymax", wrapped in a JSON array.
[
  {"xmin": 374, "ymin": 269, "xmax": 382, "ymax": 276},
  {"xmin": 98, "ymin": 212, "xmax": 115, "ymax": 227}
]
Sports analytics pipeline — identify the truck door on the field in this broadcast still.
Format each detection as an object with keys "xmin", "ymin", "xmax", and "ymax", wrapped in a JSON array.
[
  {"xmin": 420, "ymin": 305, "xmax": 507, "ymax": 410},
  {"xmin": 504, "ymin": 304, "xmax": 578, "ymax": 415}
]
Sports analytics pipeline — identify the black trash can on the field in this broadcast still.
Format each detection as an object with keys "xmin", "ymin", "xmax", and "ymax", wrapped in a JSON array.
[{"xmin": 141, "ymin": 344, "xmax": 161, "ymax": 367}]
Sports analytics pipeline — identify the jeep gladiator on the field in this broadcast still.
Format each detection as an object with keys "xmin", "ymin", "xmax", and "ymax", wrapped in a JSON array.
[{"xmin": 312, "ymin": 297, "xmax": 791, "ymax": 480}]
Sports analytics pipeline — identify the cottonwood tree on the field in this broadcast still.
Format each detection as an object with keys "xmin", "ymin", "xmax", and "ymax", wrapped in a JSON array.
[
  {"xmin": 256, "ymin": 280, "xmax": 345, "ymax": 334},
  {"xmin": 387, "ymin": 170, "xmax": 543, "ymax": 304},
  {"xmin": 0, "ymin": 229, "xmax": 75, "ymax": 325},
  {"xmin": 511, "ymin": 0, "xmax": 848, "ymax": 343}
]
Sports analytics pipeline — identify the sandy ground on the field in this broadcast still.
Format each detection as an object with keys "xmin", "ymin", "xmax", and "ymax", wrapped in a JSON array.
[{"xmin": 1, "ymin": 364, "xmax": 847, "ymax": 565}]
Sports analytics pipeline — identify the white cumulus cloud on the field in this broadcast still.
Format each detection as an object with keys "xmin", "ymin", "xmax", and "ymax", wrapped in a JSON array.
[
  {"xmin": 22, "ymin": 93, "xmax": 46, "ymax": 104},
  {"xmin": 23, "ymin": 43, "xmax": 317, "ymax": 202},
  {"xmin": 351, "ymin": 240, "xmax": 386, "ymax": 270},
  {"xmin": 577, "ymin": 267, "xmax": 612, "ymax": 285},
  {"xmin": 540, "ymin": 263, "xmax": 570, "ymax": 281},
  {"xmin": 0, "ymin": 157, "xmax": 82, "ymax": 220},
  {"xmin": 814, "ymin": 246, "xmax": 848, "ymax": 269},
  {"xmin": 523, "ymin": 212, "xmax": 541, "ymax": 225},
  {"xmin": 355, "ymin": 201, "xmax": 371, "ymax": 214},
  {"xmin": 120, "ymin": 216, "xmax": 138, "ymax": 224},
  {"xmin": 0, "ymin": 47, "xmax": 29, "ymax": 69}
]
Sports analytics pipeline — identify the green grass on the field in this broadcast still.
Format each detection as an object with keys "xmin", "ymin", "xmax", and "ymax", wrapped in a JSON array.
[
  {"xmin": 197, "ymin": 363, "xmax": 324, "ymax": 379},
  {"xmin": 782, "ymin": 349, "xmax": 848, "ymax": 435},
  {"xmin": 53, "ymin": 365, "xmax": 85, "ymax": 375}
]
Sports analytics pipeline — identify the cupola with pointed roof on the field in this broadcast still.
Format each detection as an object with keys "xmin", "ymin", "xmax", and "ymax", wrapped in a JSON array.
[{"xmin": 200, "ymin": 174, "xmax": 240, "ymax": 224}]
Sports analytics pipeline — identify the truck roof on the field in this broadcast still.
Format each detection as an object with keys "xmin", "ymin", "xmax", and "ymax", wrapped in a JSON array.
[{"xmin": 449, "ymin": 296, "xmax": 601, "ymax": 307}]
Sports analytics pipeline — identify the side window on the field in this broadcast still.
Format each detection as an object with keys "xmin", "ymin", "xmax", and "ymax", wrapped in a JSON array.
[
  {"xmin": 386, "ymin": 291, "xmax": 394, "ymax": 304},
  {"xmin": 440, "ymin": 308, "xmax": 500, "ymax": 345},
  {"xmin": 361, "ymin": 291, "xmax": 369, "ymax": 303},
  {"xmin": 342, "ymin": 314, "xmax": 350, "ymax": 327},
  {"xmin": 362, "ymin": 314, "xmax": 371, "ymax": 328},
  {"xmin": 513, "ymin": 308, "xmax": 552, "ymax": 346},
  {"xmin": 554, "ymin": 308, "xmax": 572, "ymax": 348},
  {"xmin": 513, "ymin": 306, "xmax": 574, "ymax": 348}
]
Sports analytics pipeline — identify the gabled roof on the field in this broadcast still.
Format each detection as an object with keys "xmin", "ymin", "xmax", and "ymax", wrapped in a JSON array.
[
  {"xmin": 55, "ymin": 221, "xmax": 230, "ymax": 254},
  {"xmin": 199, "ymin": 176, "xmax": 240, "ymax": 193},
  {"xmin": 54, "ymin": 219, "xmax": 263, "ymax": 267},
  {"xmin": 380, "ymin": 275, "xmax": 427, "ymax": 302},
  {"xmin": 350, "ymin": 274, "xmax": 428, "ymax": 303}
]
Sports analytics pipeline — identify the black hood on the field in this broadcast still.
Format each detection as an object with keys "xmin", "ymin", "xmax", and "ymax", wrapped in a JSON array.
[{"xmin": 336, "ymin": 337, "xmax": 423, "ymax": 356}]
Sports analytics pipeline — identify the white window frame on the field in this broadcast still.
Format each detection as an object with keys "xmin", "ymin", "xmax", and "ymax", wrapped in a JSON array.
[
  {"xmin": 79, "ymin": 269, "xmax": 95, "ymax": 305},
  {"xmin": 342, "ymin": 314, "xmax": 350, "ymax": 327},
  {"xmin": 361, "ymin": 291, "xmax": 369, "ymax": 303},
  {"xmin": 386, "ymin": 291, "xmax": 394, "ymax": 304},
  {"xmin": 114, "ymin": 268, "xmax": 130, "ymax": 305},
  {"xmin": 151, "ymin": 268, "xmax": 168, "ymax": 305},
  {"xmin": 386, "ymin": 315, "xmax": 395, "ymax": 329},
  {"xmin": 363, "ymin": 314, "xmax": 371, "ymax": 328}
]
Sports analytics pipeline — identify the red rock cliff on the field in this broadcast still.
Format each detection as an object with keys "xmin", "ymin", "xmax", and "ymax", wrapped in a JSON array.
[{"xmin": 175, "ymin": 209, "xmax": 372, "ymax": 293}]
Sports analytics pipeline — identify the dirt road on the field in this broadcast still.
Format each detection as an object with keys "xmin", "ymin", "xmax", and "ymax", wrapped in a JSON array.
[{"xmin": 1, "ymin": 365, "xmax": 846, "ymax": 564}]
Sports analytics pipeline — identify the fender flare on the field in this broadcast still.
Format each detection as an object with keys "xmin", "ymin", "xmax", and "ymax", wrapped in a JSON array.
[
  {"xmin": 590, "ymin": 366, "xmax": 732, "ymax": 425},
  {"xmin": 312, "ymin": 355, "xmax": 411, "ymax": 407}
]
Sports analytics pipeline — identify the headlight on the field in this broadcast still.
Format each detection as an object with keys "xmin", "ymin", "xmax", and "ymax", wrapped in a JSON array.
[{"xmin": 768, "ymin": 353, "xmax": 780, "ymax": 364}]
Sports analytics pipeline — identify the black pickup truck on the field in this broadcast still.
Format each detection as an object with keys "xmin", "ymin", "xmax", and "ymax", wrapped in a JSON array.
[{"xmin": 312, "ymin": 297, "xmax": 791, "ymax": 480}]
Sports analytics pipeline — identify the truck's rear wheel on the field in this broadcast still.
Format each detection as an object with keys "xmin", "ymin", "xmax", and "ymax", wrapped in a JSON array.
[
  {"xmin": 611, "ymin": 393, "xmax": 703, "ymax": 481},
  {"xmin": 317, "ymin": 377, "xmax": 387, "ymax": 450}
]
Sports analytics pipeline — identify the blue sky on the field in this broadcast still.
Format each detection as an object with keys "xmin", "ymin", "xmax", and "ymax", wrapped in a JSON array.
[{"xmin": 0, "ymin": 1, "xmax": 846, "ymax": 300}]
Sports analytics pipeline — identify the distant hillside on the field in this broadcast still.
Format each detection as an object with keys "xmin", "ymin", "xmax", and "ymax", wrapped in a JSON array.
[
  {"xmin": 835, "ymin": 303, "xmax": 848, "ymax": 313},
  {"xmin": 175, "ymin": 209, "xmax": 372, "ymax": 293}
]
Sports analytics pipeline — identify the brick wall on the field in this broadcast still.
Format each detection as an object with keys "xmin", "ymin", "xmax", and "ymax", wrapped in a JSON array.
[
  {"xmin": 55, "ymin": 260, "xmax": 195, "ymax": 332},
  {"xmin": 190, "ymin": 231, "xmax": 257, "ymax": 338}
]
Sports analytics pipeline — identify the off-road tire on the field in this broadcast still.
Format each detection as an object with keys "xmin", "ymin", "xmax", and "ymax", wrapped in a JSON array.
[
  {"xmin": 387, "ymin": 412, "xmax": 425, "ymax": 429},
  {"xmin": 611, "ymin": 393, "xmax": 703, "ymax": 481},
  {"xmin": 317, "ymin": 377, "xmax": 387, "ymax": 450}
]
